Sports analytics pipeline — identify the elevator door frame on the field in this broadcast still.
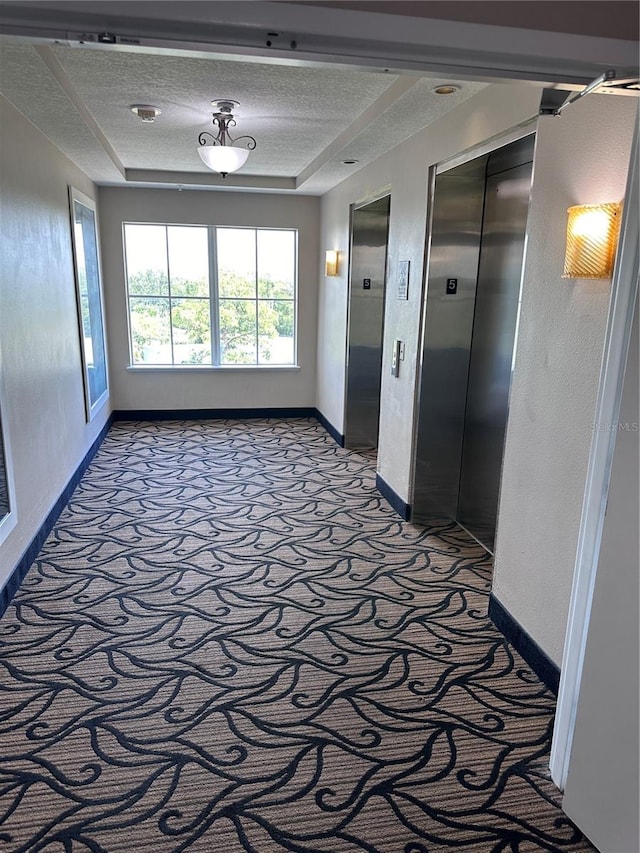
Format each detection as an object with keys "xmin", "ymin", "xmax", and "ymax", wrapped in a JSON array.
[
  {"xmin": 343, "ymin": 192, "xmax": 391, "ymax": 449},
  {"xmin": 411, "ymin": 129, "xmax": 536, "ymax": 550}
]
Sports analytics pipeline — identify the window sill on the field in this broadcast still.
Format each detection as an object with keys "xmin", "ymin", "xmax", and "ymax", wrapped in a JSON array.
[{"xmin": 126, "ymin": 364, "xmax": 301, "ymax": 373}]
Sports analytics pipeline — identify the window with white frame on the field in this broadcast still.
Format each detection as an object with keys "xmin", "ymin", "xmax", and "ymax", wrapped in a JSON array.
[{"xmin": 123, "ymin": 224, "xmax": 297, "ymax": 366}]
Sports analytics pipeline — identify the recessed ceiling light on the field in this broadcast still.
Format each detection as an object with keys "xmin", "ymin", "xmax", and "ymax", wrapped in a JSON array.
[
  {"xmin": 341, "ymin": 159, "xmax": 359, "ymax": 165},
  {"xmin": 432, "ymin": 85, "xmax": 460, "ymax": 96},
  {"xmin": 130, "ymin": 105, "xmax": 161, "ymax": 122}
]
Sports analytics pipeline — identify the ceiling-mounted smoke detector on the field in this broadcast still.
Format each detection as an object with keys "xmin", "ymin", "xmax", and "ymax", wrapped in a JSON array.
[{"xmin": 130, "ymin": 105, "xmax": 161, "ymax": 123}]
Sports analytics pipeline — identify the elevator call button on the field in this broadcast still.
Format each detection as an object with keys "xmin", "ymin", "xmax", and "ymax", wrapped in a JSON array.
[{"xmin": 446, "ymin": 278, "xmax": 458, "ymax": 294}]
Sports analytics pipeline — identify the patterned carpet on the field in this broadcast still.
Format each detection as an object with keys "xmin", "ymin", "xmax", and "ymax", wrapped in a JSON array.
[{"xmin": 0, "ymin": 418, "xmax": 593, "ymax": 853}]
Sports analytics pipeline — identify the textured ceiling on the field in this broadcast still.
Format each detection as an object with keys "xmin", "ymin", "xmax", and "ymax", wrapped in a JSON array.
[
  {"xmin": 0, "ymin": 38, "xmax": 487, "ymax": 193},
  {"xmin": 299, "ymin": 77, "xmax": 485, "ymax": 194},
  {"xmin": 49, "ymin": 46, "xmax": 400, "ymax": 175},
  {"xmin": 0, "ymin": 43, "xmax": 124, "ymax": 182}
]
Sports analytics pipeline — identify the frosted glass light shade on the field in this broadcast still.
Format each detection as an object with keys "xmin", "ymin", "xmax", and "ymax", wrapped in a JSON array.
[
  {"xmin": 563, "ymin": 203, "xmax": 621, "ymax": 279},
  {"xmin": 198, "ymin": 145, "xmax": 250, "ymax": 175},
  {"xmin": 325, "ymin": 250, "xmax": 339, "ymax": 276}
]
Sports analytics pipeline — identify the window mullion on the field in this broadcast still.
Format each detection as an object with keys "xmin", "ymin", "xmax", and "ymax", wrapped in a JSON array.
[
  {"xmin": 165, "ymin": 226, "xmax": 175, "ymax": 366},
  {"xmin": 254, "ymin": 229, "xmax": 259, "ymax": 363},
  {"xmin": 209, "ymin": 227, "xmax": 220, "ymax": 365}
]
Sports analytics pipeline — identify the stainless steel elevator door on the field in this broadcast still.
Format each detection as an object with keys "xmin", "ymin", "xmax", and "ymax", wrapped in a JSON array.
[
  {"xmin": 457, "ymin": 160, "xmax": 533, "ymax": 551},
  {"xmin": 413, "ymin": 167, "xmax": 486, "ymax": 518},
  {"xmin": 345, "ymin": 195, "xmax": 391, "ymax": 449}
]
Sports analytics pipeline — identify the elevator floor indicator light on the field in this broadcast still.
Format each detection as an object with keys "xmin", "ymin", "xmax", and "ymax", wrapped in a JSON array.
[
  {"xmin": 446, "ymin": 278, "xmax": 458, "ymax": 294},
  {"xmin": 363, "ymin": 278, "xmax": 371, "ymax": 289}
]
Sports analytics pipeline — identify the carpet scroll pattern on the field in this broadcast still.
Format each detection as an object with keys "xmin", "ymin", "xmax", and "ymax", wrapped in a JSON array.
[{"xmin": 0, "ymin": 419, "xmax": 592, "ymax": 852}]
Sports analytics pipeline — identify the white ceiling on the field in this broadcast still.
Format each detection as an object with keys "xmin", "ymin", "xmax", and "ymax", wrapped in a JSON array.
[
  {"xmin": 0, "ymin": 1, "xmax": 636, "ymax": 195},
  {"xmin": 0, "ymin": 38, "xmax": 486, "ymax": 194}
]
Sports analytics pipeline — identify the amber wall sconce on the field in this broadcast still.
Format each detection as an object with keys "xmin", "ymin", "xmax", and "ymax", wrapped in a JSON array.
[
  {"xmin": 563, "ymin": 202, "xmax": 621, "ymax": 279},
  {"xmin": 325, "ymin": 250, "xmax": 339, "ymax": 277}
]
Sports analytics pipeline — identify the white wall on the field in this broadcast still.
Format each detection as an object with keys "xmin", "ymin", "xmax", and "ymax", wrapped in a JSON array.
[
  {"xmin": 319, "ymin": 85, "xmax": 637, "ymax": 667},
  {"xmin": 98, "ymin": 187, "xmax": 320, "ymax": 411},
  {"xmin": 317, "ymin": 83, "xmax": 542, "ymax": 497},
  {"xmin": 492, "ymin": 94, "xmax": 637, "ymax": 666},
  {"xmin": 0, "ymin": 94, "xmax": 110, "ymax": 587},
  {"xmin": 561, "ymin": 293, "xmax": 638, "ymax": 853}
]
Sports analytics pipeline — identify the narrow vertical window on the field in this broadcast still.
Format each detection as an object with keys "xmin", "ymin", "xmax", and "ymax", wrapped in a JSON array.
[
  {"xmin": 216, "ymin": 228, "xmax": 258, "ymax": 364},
  {"xmin": 167, "ymin": 227, "xmax": 211, "ymax": 365},
  {"xmin": 257, "ymin": 229, "xmax": 295, "ymax": 365}
]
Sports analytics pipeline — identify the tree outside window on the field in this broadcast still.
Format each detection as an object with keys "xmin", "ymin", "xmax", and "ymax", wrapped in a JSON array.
[{"xmin": 123, "ymin": 224, "xmax": 296, "ymax": 366}]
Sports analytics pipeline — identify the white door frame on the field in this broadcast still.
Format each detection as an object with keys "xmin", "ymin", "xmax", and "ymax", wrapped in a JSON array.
[{"xmin": 550, "ymin": 109, "xmax": 639, "ymax": 790}]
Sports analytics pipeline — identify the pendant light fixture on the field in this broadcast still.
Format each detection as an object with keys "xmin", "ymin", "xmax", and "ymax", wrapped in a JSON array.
[{"xmin": 197, "ymin": 99, "xmax": 256, "ymax": 178}]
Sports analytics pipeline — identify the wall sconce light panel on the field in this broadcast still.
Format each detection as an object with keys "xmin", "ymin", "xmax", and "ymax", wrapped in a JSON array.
[
  {"xmin": 563, "ymin": 202, "xmax": 621, "ymax": 279},
  {"xmin": 325, "ymin": 250, "xmax": 339, "ymax": 277}
]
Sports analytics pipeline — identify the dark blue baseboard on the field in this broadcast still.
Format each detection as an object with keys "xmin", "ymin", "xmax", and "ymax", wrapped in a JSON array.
[
  {"xmin": 0, "ymin": 414, "xmax": 114, "ymax": 619},
  {"xmin": 113, "ymin": 407, "xmax": 317, "ymax": 422},
  {"xmin": 375, "ymin": 473, "xmax": 411, "ymax": 521},
  {"xmin": 313, "ymin": 410, "xmax": 344, "ymax": 447},
  {"xmin": 488, "ymin": 594, "xmax": 560, "ymax": 695},
  {"xmin": 113, "ymin": 407, "xmax": 346, "ymax": 448}
]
